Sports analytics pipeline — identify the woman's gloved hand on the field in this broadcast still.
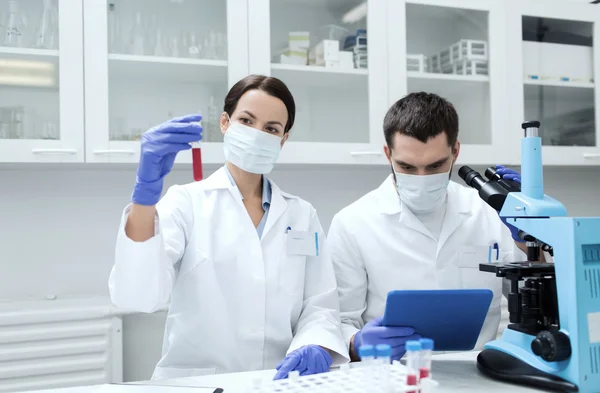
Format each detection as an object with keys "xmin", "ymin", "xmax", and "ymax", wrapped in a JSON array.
[
  {"xmin": 495, "ymin": 164, "xmax": 524, "ymax": 242},
  {"xmin": 353, "ymin": 316, "xmax": 420, "ymax": 361},
  {"xmin": 273, "ymin": 345, "xmax": 333, "ymax": 380},
  {"xmin": 131, "ymin": 114, "xmax": 202, "ymax": 205}
]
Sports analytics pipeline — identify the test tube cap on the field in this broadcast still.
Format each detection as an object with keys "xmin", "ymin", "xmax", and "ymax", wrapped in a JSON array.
[
  {"xmin": 420, "ymin": 338, "xmax": 434, "ymax": 350},
  {"xmin": 406, "ymin": 340, "xmax": 422, "ymax": 352},
  {"xmin": 358, "ymin": 344, "xmax": 375, "ymax": 359},
  {"xmin": 375, "ymin": 344, "xmax": 392, "ymax": 357}
]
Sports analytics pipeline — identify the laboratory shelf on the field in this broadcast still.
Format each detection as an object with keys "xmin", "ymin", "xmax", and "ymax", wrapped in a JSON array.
[
  {"xmin": 407, "ymin": 72, "xmax": 489, "ymax": 107},
  {"xmin": 407, "ymin": 71, "xmax": 489, "ymax": 83},
  {"xmin": 523, "ymin": 79, "xmax": 595, "ymax": 89},
  {"xmin": 270, "ymin": 63, "xmax": 368, "ymax": 88},
  {"xmin": 108, "ymin": 54, "xmax": 228, "ymax": 84},
  {"xmin": 0, "ymin": 47, "xmax": 59, "ymax": 58}
]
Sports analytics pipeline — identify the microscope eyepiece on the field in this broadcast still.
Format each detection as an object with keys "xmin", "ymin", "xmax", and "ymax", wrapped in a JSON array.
[{"xmin": 458, "ymin": 166, "xmax": 486, "ymax": 191}]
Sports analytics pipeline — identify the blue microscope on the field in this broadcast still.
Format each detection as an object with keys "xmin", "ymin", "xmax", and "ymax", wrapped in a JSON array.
[{"xmin": 459, "ymin": 121, "xmax": 600, "ymax": 392}]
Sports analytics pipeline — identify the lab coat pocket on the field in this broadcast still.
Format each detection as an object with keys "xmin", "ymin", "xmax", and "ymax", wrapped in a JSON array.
[
  {"xmin": 456, "ymin": 245, "xmax": 491, "ymax": 268},
  {"xmin": 458, "ymin": 245, "xmax": 503, "ymax": 306},
  {"xmin": 152, "ymin": 366, "xmax": 216, "ymax": 380},
  {"xmin": 279, "ymin": 236, "xmax": 307, "ymax": 297}
]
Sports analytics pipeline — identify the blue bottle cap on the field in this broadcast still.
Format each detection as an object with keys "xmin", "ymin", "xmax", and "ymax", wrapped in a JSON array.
[
  {"xmin": 358, "ymin": 345, "xmax": 375, "ymax": 359},
  {"xmin": 420, "ymin": 338, "xmax": 434, "ymax": 351},
  {"xmin": 375, "ymin": 344, "xmax": 392, "ymax": 357},
  {"xmin": 406, "ymin": 340, "xmax": 422, "ymax": 352}
]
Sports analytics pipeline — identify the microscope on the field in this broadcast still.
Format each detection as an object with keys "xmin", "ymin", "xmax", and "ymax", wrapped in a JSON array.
[{"xmin": 459, "ymin": 121, "xmax": 600, "ymax": 393}]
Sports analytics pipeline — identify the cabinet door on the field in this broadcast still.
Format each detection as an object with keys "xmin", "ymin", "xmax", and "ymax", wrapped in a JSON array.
[
  {"xmin": 247, "ymin": 0, "xmax": 388, "ymax": 165},
  {"xmin": 84, "ymin": 0, "xmax": 247, "ymax": 164},
  {"xmin": 0, "ymin": 0, "xmax": 84, "ymax": 163},
  {"xmin": 388, "ymin": 0, "xmax": 510, "ymax": 165},
  {"xmin": 506, "ymin": 0, "xmax": 600, "ymax": 166}
]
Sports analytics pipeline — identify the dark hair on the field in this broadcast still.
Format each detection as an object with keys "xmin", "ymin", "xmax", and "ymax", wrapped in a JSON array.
[
  {"xmin": 224, "ymin": 74, "xmax": 296, "ymax": 133},
  {"xmin": 383, "ymin": 92, "xmax": 459, "ymax": 148}
]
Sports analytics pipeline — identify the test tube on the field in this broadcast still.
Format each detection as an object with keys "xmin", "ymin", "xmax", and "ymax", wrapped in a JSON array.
[
  {"xmin": 358, "ymin": 344, "xmax": 375, "ymax": 366},
  {"xmin": 191, "ymin": 141, "xmax": 202, "ymax": 181},
  {"xmin": 375, "ymin": 344, "xmax": 392, "ymax": 364},
  {"xmin": 419, "ymin": 338, "xmax": 434, "ymax": 379},
  {"xmin": 405, "ymin": 340, "xmax": 421, "ymax": 393}
]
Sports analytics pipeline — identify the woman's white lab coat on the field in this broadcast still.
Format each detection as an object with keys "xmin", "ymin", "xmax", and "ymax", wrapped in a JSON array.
[
  {"xmin": 109, "ymin": 167, "xmax": 348, "ymax": 379},
  {"xmin": 328, "ymin": 176, "xmax": 519, "ymax": 350}
]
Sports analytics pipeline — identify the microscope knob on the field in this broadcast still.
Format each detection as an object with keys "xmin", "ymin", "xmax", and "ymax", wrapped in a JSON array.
[{"xmin": 531, "ymin": 330, "xmax": 571, "ymax": 362}]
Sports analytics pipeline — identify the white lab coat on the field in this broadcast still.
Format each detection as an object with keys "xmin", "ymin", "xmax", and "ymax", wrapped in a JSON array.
[
  {"xmin": 109, "ymin": 167, "xmax": 348, "ymax": 379},
  {"xmin": 328, "ymin": 176, "xmax": 516, "ymax": 350}
]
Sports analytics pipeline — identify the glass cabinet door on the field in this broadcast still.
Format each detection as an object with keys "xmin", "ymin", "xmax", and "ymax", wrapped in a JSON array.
[
  {"xmin": 84, "ymin": 0, "xmax": 246, "ymax": 164},
  {"xmin": 248, "ymin": 0, "xmax": 389, "ymax": 164},
  {"xmin": 507, "ymin": 0, "xmax": 600, "ymax": 166},
  {"xmin": 397, "ymin": 1, "xmax": 504, "ymax": 164},
  {"xmin": 0, "ymin": 0, "xmax": 84, "ymax": 163}
]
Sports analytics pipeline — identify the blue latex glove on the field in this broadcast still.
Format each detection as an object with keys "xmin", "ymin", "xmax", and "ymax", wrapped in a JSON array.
[
  {"xmin": 495, "ymin": 165, "xmax": 524, "ymax": 242},
  {"xmin": 132, "ymin": 114, "xmax": 202, "ymax": 205},
  {"xmin": 273, "ymin": 345, "xmax": 333, "ymax": 380},
  {"xmin": 353, "ymin": 317, "xmax": 421, "ymax": 361}
]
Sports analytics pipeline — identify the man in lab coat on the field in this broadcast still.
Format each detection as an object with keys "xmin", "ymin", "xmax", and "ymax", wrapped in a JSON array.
[{"xmin": 328, "ymin": 92, "xmax": 528, "ymax": 361}]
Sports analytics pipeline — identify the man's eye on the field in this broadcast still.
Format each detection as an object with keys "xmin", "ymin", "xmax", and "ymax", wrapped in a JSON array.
[{"xmin": 401, "ymin": 166, "xmax": 414, "ymax": 171}]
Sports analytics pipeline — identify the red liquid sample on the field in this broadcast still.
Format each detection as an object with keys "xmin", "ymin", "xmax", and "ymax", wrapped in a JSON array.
[
  {"xmin": 192, "ymin": 147, "xmax": 203, "ymax": 181},
  {"xmin": 420, "ymin": 367, "xmax": 430, "ymax": 379},
  {"xmin": 407, "ymin": 373, "xmax": 417, "ymax": 393}
]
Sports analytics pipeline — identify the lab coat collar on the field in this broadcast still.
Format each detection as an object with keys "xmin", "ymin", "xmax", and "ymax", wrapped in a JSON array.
[
  {"xmin": 201, "ymin": 166, "xmax": 297, "ymax": 239},
  {"xmin": 376, "ymin": 175, "xmax": 472, "ymax": 247}
]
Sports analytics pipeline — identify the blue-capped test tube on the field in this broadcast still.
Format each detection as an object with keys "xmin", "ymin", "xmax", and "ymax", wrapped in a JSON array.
[
  {"xmin": 358, "ymin": 344, "xmax": 375, "ymax": 365},
  {"xmin": 419, "ymin": 338, "xmax": 434, "ymax": 379},
  {"xmin": 406, "ymin": 340, "xmax": 421, "ymax": 393},
  {"xmin": 375, "ymin": 344, "xmax": 392, "ymax": 364}
]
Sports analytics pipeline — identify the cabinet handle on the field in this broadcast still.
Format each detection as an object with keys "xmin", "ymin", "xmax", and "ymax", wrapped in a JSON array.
[
  {"xmin": 583, "ymin": 153, "xmax": 600, "ymax": 159},
  {"xmin": 93, "ymin": 149, "xmax": 135, "ymax": 155},
  {"xmin": 31, "ymin": 148, "xmax": 77, "ymax": 155},
  {"xmin": 350, "ymin": 151, "xmax": 382, "ymax": 156}
]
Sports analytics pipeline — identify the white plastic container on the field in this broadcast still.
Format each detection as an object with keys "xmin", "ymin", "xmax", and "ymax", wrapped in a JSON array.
[
  {"xmin": 450, "ymin": 39, "xmax": 488, "ymax": 62},
  {"xmin": 407, "ymin": 54, "xmax": 428, "ymax": 73},
  {"xmin": 522, "ymin": 41, "xmax": 593, "ymax": 82},
  {"xmin": 452, "ymin": 59, "xmax": 488, "ymax": 76},
  {"xmin": 309, "ymin": 39, "xmax": 340, "ymax": 66}
]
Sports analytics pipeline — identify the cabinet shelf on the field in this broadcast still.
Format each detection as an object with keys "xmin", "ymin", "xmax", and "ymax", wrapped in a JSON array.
[
  {"xmin": 523, "ymin": 79, "xmax": 594, "ymax": 89},
  {"xmin": 108, "ymin": 54, "xmax": 228, "ymax": 84},
  {"xmin": 271, "ymin": 63, "xmax": 368, "ymax": 88},
  {"xmin": 0, "ymin": 47, "xmax": 59, "ymax": 58}
]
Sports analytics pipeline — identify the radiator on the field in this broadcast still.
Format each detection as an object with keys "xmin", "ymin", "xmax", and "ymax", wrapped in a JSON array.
[{"xmin": 0, "ymin": 301, "xmax": 123, "ymax": 392}]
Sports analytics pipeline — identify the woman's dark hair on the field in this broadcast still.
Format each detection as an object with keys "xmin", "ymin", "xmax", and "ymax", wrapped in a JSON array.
[{"xmin": 224, "ymin": 74, "xmax": 296, "ymax": 133}]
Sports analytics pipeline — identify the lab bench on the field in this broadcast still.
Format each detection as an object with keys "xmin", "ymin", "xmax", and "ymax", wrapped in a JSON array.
[{"xmin": 32, "ymin": 351, "xmax": 544, "ymax": 393}]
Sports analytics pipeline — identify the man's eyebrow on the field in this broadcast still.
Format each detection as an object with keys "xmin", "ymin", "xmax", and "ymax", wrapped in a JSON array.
[
  {"xmin": 394, "ymin": 160, "xmax": 416, "ymax": 167},
  {"xmin": 426, "ymin": 157, "xmax": 449, "ymax": 167}
]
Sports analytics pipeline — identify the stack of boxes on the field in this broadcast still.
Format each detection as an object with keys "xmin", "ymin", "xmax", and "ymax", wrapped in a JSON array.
[
  {"xmin": 279, "ymin": 31, "xmax": 310, "ymax": 65},
  {"xmin": 428, "ymin": 39, "xmax": 488, "ymax": 76},
  {"xmin": 343, "ymin": 29, "xmax": 367, "ymax": 69}
]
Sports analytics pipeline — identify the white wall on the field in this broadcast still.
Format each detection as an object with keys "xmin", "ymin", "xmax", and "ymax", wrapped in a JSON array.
[{"xmin": 1, "ymin": 163, "xmax": 599, "ymax": 380}]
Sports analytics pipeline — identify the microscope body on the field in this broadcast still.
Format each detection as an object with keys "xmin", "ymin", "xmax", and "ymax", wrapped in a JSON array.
[{"xmin": 460, "ymin": 122, "xmax": 600, "ymax": 393}]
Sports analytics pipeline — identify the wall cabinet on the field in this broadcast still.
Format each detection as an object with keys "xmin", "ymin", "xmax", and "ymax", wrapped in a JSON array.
[{"xmin": 0, "ymin": 0, "xmax": 598, "ymax": 166}]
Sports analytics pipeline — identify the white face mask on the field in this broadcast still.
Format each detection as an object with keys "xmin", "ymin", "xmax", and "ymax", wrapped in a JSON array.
[
  {"xmin": 394, "ymin": 168, "xmax": 451, "ymax": 213},
  {"xmin": 223, "ymin": 121, "xmax": 282, "ymax": 174}
]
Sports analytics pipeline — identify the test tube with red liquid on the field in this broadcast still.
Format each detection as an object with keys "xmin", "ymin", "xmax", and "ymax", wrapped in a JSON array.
[
  {"xmin": 406, "ymin": 340, "xmax": 421, "ymax": 393},
  {"xmin": 419, "ymin": 338, "xmax": 434, "ymax": 379},
  {"xmin": 191, "ymin": 141, "xmax": 202, "ymax": 181}
]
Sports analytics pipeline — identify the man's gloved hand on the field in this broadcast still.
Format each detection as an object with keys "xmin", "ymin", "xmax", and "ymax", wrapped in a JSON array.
[
  {"xmin": 495, "ymin": 165, "xmax": 524, "ymax": 242},
  {"xmin": 353, "ymin": 317, "xmax": 420, "ymax": 361},
  {"xmin": 132, "ymin": 114, "xmax": 203, "ymax": 206},
  {"xmin": 273, "ymin": 345, "xmax": 333, "ymax": 380}
]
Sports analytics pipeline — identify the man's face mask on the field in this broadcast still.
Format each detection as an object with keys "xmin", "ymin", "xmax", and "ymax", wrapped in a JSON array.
[{"xmin": 392, "ymin": 163, "xmax": 452, "ymax": 213}]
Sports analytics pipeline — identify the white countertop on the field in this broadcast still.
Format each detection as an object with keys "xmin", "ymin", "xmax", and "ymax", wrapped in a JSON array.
[{"xmin": 33, "ymin": 351, "xmax": 545, "ymax": 393}]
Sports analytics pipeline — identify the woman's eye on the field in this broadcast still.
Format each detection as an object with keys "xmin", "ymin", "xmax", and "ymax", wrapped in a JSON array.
[
  {"xmin": 267, "ymin": 127, "xmax": 279, "ymax": 133},
  {"xmin": 240, "ymin": 118, "xmax": 251, "ymax": 124}
]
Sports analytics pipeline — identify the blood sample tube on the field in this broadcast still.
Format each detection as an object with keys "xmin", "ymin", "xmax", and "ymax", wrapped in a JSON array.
[
  {"xmin": 375, "ymin": 344, "xmax": 391, "ymax": 364},
  {"xmin": 191, "ymin": 142, "xmax": 202, "ymax": 181},
  {"xmin": 419, "ymin": 338, "xmax": 434, "ymax": 379},
  {"xmin": 406, "ymin": 340, "xmax": 421, "ymax": 393}
]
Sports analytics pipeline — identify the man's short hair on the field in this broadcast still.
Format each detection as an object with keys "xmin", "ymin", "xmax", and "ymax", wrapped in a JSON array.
[{"xmin": 383, "ymin": 92, "xmax": 459, "ymax": 148}]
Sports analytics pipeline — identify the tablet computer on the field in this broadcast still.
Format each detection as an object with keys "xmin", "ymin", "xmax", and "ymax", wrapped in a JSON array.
[{"xmin": 382, "ymin": 289, "xmax": 493, "ymax": 351}]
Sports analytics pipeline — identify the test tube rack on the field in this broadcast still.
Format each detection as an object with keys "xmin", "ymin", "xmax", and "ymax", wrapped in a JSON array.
[{"xmin": 247, "ymin": 362, "xmax": 439, "ymax": 393}]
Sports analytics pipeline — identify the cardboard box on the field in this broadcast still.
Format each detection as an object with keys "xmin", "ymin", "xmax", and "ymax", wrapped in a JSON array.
[
  {"xmin": 309, "ymin": 39, "xmax": 340, "ymax": 66},
  {"xmin": 289, "ymin": 31, "xmax": 310, "ymax": 51},
  {"xmin": 339, "ymin": 51, "xmax": 354, "ymax": 69},
  {"xmin": 280, "ymin": 49, "xmax": 308, "ymax": 65}
]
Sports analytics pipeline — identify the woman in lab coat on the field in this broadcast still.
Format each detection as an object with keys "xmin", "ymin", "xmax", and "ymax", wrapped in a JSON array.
[{"xmin": 109, "ymin": 75, "xmax": 348, "ymax": 380}]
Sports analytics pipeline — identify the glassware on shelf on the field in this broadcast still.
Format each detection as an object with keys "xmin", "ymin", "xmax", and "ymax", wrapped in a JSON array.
[
  {"xmin": 169, "ymin": 33, "xmax": 180, "ymax": 57},
  {"xmin": 187, "ymin": 32, "xmax": 201, "ymax": 58},
  {"xmin": 203, "ymin": 96, "xmax": 219, "ymax": 142},
  {"xmin": 153, "ymin": 29, "xmax": 168, "ymax": 57},
  {"xmin": 0, "ymin": 108, "xmax": 10, "ymax": 139},
  {"xmin": 129, "ymin": 11, "xmax": 146, "ymax": 55},
  {"xmin": 0, "ymin": 106, "xmax": 25, "ymax": 139},
  {"xmin": 33, "ymin": 0, "xmax": 58, "ymax": 49},
  {"xmin": 42, "ymin": 120, "xmax": 58, "ymax": 140},
  {"xmin": 107, "ymin": 2, "xmax": 122, "ymax": 53},
  {"xmin": 3, "ymin": 0, "xmax": 26, "ymax": 48}
]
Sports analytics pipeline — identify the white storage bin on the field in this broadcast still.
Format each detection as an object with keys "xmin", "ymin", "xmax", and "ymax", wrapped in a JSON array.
[
  {"xmin": 429, "ymin": 54, "xmax": 442, "ymax": 73},
  {"xmin": 450, "ymin": 39, "xmax": 488, "ymax": 62},
  {"xmin": 452, "ymin": 59, "xmax": 488, "ymax": 76},
  {"xmin": 522, "ymin": 41, "xmax": 593, "ymax": 82},
  {"xmin": 407, "ymin": 54, "xmax": 428, "ymax": 73}
]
